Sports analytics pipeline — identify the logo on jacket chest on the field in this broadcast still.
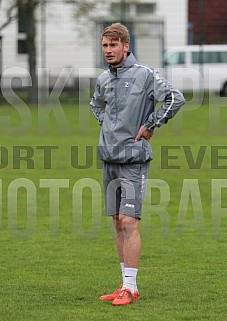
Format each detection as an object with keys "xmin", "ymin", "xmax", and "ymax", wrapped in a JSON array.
[{"xmin": 105, "ymin": 78, "xmax": 138, "ymax": 99}]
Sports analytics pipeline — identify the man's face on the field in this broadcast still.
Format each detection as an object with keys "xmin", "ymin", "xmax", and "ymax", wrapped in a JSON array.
[{"xmin": 102, "ymin": 36, "xmax": 129, "ymax": 67}]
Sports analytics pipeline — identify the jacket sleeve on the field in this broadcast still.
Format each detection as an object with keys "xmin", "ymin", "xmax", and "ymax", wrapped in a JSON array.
[
  {"xmin": 144, "ymin": 70, "xmax": 185, "ymax": 131},
  {"xmin": 90, "ymin": 79, "xmax": 106, "ymax": 126}
]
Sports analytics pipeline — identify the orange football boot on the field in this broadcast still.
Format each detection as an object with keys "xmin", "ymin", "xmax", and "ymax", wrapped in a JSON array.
[
  {"xmin": 100, "ymin": 285, "xmax": 140, "ymax": 302},
  {"xmin": 112, "ymin": 288, "xmax": 137, "ymax": 306},
  {"xmin": 100, "ymin": 284, "xmax": 123, "ymax": 301}
]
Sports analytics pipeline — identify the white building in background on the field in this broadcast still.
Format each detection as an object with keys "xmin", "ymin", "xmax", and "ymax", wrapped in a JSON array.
[{"xmin": 0, "ymin": 0, "xmax": 187, "ymax": 87}]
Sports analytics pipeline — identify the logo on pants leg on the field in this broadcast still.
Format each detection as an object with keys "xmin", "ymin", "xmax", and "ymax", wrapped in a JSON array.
[{"xmin": 125, "ymin": 203, "xmax": 135, "ymax": 208}]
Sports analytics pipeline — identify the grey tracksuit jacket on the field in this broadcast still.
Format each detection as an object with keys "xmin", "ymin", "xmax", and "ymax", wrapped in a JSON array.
[{"xmin": 90, "ymin": 52, "xmax": 185, "ymax": 164}]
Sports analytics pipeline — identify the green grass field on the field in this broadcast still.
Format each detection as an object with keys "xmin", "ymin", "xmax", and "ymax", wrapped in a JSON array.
[{"xmin": 0, "ymin": 94, "xmax": 226, "ymax": 321}]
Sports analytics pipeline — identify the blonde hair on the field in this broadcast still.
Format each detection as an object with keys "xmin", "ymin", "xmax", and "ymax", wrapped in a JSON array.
[{"xmin": 102, "ymin": 23, "xmax": 130, "ymax": 45}]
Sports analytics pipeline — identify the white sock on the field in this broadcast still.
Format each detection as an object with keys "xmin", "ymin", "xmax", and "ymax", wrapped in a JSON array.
[
  {"xmin": 123, "ymin": 267, "xmax": 138, "ymax": 294},
  {"xmin": 120, "ymin": 262, "xmax": 125, "ymax": 283}
]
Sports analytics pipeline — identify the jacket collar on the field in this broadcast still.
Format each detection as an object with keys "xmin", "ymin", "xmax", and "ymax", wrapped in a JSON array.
[
  {"xmin": 121, "ymin": 52, "xmax": 137, "ymax": 67},
  {"xmin": 109, "ymin": 52, "xmax": 137, "ymax": 73}
]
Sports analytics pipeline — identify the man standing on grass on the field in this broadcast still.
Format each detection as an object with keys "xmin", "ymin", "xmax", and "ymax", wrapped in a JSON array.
[{"xmin": 90, "ymin": 23, "xmax": 185, "ymax": 306}]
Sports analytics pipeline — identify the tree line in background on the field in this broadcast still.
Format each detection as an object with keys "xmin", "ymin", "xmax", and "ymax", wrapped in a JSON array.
[{"xmin": 0, "ymin": 0, "xmax": 104, "ymax": 104}]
